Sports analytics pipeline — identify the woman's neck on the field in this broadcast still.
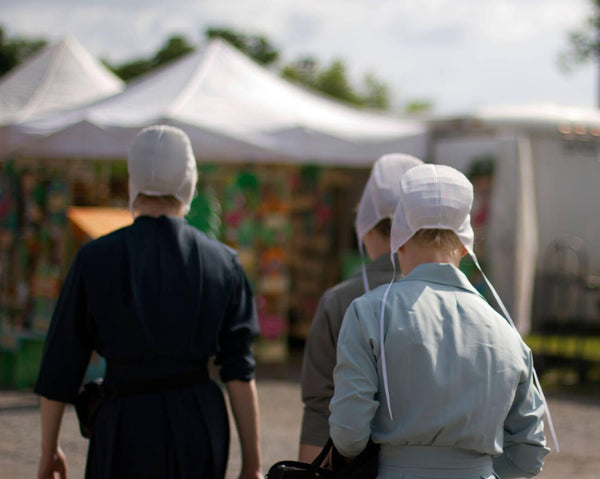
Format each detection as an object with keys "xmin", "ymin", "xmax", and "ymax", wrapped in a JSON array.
[
  {"xmin": 397, "ymin": 241, "xmax": 463, "ymax": 275},
  {"xmin": 135, "ymin": 206, "xmax": 184, "ymax": 218}
]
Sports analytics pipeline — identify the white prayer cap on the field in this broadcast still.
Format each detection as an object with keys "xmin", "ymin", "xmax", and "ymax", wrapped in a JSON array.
[
  {"xmin": 128, "ymin": 125, "xmax": 197, "ymax": 215},
  {"xmin": 390, "ymin": 164, "xmax": 474, "ymax": 254},
  {"xmin": 355, "ymin": 153, "xmax": 424, "ymax": 242}
]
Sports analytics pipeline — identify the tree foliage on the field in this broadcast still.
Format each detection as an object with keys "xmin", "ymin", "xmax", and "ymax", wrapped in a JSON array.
[
  {"xmin": 315, "ymin": 59, "xmax": 362, "ymax": 106},
  {"xmin": 559, "ymin": 0, "xmax": 600, "ymax": 71},
  {"xmin": 108, "ymin": 34, "xmax": 195, "ymax": 81},
  {"xmin": 281, "ymin": 57, "xmax": 392, "ymax": 110},
  {"xmin": 0, "ymin": 27, "xmax": 46, "ymax": 77},
  {"xmin": 108, "ymin": 28, "xmax": 279, "ymax": 81},
  {"xmin": 361, "ymin": 73, "xmax": 390, "ymax": 110},
  {"xmin": 205, "ymin": 27, "xmax": 279, "ymax": 66},
  {"xmin": 280, "ymin": 57, "xmax": 319, "ymax": 87},
  {"xmin": 404, "ymin": 100, "xmax": 434, "ymax": 114},
  {"xmin": 153, "ymin": 35, "xmax": 195, "ymax": 68},
  {"xmin": 0, "ymin": 24, "xmax": 430, "ymax": 112}
]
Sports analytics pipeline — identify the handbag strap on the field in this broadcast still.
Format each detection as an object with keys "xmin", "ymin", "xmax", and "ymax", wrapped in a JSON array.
[{"xmin": 309, "ymin": 438, "xmax": 334, "ymax": 471}]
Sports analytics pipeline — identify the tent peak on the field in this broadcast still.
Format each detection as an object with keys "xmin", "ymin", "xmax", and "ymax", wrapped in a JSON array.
[{"xmin": 0, "ymin": 35, "xmax": 123, "ymax": 125}]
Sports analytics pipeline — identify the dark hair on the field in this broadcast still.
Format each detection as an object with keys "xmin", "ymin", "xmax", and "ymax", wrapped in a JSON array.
[{"xmin": 372, "ymin": 218, "xmax": 392, "ymax": 237}]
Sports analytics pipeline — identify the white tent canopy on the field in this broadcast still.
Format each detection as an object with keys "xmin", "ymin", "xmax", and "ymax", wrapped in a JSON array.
[
  {"xmin": 476, "ymin": 103, "xmax": 600, "ymax": 130},
  {"xmin": 0, "ymin": 36, "xmax": 124, "ymax": 126},
  {"xmin": 11, "ymin": 39, "xmax": 427, "ymax": 165}
]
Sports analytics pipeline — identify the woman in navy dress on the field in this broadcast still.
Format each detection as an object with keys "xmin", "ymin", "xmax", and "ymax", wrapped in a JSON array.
[{"xmin": 35, "ymin": 126, "xmax": 262, "ymax": 479}]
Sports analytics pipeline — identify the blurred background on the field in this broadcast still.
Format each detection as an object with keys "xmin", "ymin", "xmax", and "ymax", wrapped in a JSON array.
[{"xmin": 1, "ymin": 1, "xmax": 600, "ymax": 476}]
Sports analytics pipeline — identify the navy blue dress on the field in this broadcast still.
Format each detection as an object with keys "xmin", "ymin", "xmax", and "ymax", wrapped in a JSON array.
[{"xmin": 35, "ymin": 215, "xmax": 260, "ymax": 479}]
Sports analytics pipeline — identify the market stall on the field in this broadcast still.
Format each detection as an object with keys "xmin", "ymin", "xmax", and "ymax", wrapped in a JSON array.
[
  {"xmin": 0, "ymin": 158, "xmax": 129, "ymax": 388},
  {"xmin": 1, "ymin": 38, "xmax": 428, "ymax": 376}
]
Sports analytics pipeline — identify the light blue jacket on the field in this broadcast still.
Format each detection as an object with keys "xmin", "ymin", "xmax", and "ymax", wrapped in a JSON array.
[{"xmin": 329, "ymin": 263, "xmax": 549, "ymax": 478}]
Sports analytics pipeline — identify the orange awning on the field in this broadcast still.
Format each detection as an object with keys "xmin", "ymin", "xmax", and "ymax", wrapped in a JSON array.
[{"xmin": 68, "ymin": 206, "xmax": 132, "ymax": 240}]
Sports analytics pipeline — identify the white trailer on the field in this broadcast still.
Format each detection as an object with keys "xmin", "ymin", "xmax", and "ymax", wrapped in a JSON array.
[{"xmin": 429, "ymin": 104, "xmax": 600, "ymax": 348}]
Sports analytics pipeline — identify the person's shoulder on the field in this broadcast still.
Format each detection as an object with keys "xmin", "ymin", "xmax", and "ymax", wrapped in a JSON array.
[
  {"xmin": 324, "ymin": 274, "xmax": 365, "ymax": 299},
  {"xmin": 342, "ymin": 282, "xmax": 389, "ymax": 317},
  {"xmin": 78, "ymin": 224, "xmax": 129, "ymax": 259},
  {"xmin": 183, "ymin": 223, "xmax": 229, "ymax": 248},
  {"xmin": 181, "ymin": 224, "xmax": 242, "ymax": 265},
  {"xmin": 362, "ymin": 280, "xmax": 397, "ymax": 300},
  {"xmin": 461, "ymin": 293, "xmax": 530, "ymax": 354},
  {"xmin": 487, "ymin": 307, "xmax": 528, "ymax": 344},
  {"xmin": 309, "ymin": 275, "xmax": 366, "ymax": 325},
  {"xmin": 349, "ymin": 278, "xmax": 418, "ymax": 316}
]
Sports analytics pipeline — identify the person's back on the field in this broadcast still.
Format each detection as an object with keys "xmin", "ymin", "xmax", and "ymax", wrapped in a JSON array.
[
  {"xmin": 67, "ymin": 216, "xmax": 253, "ymax": 477},
  {"xmin": 300, "ymin": 253, "xmax": 396, "ymax": 450},
  {"xmin": 329, "ymin": 164, "xmax": 549, "ymax": 479},
  {"xmin": 299, "ymin": 154, "xmax": 422, "ymax": 461},
  {"xmin": 78, "ymin": 216, "xmax": 248, "ymax": 373},
  {"xmin": 336, "ymin": 262, "xmax": 545, "ymax": 477},
  {"xmin": 35, "ymin": 126, "xmax": 262, "ymax": 479}
]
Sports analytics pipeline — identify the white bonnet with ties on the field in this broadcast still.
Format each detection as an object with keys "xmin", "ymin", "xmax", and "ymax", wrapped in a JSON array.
[
  {"xmin": 390, "ymin": 163, "xmax": 474, "ymax": 254},
  {"xmin": 128, "ymin": 125, "xmax": 198, "ymax": 217},
  {"xmin": 355, "ymin": 153, "xmax": 423, "ymax": 292},
  {"xmin": 355, "ymin": 153, "xmax": 424, "ymax": 243}
]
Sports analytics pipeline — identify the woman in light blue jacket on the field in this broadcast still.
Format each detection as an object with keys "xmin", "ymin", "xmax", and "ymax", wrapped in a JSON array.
[{"xmin": 329, "ymin": 164, "xmax": 550, "ymax": 478}]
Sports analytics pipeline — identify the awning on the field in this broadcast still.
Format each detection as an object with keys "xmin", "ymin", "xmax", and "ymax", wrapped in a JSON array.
[{"xmin": 68, "ymin": 206, "xmax": 132, "ymax": 240}]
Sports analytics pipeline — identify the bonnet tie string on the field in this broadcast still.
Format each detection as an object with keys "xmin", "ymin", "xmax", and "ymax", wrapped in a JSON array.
[
  {"xmin": 358, "ymin": 239, "xmax": 370, "ymax": 293},
  {"xmin": 469, "ymin": 251, "xmax": 559, "ymax": 453},
  {"xmin": 378, "ymin": 250, "xmax": 397, "ymax": 421}
]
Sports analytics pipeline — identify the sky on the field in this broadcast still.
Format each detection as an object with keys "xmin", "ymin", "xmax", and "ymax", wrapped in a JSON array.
[{"xmin": 0, "ymin": 0, "xmax": 597, "ymax": 114}]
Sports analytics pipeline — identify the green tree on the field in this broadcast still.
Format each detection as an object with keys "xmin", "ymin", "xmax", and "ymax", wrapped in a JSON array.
[
  {"xmin": 280, "ymin": 57, "xmax": 318, "ymax": 88},
  {"xmin": 361, "ymin": 73, "xmax": 390, "ymax": 110},
  {"xmin": 109, "ymin": 34, "xmax": 195, "ymax": 81},
  {"xmin": 0, "ymin": 25, "xmax": 425, "ymax": 113},
  {"xmin": 559, "ymin": 0, "xmax": 600, "ymax": 105},
  {"xmin": 404, "ymin": 100, "xmax": 434, "ymax": 114},
  {"xmin": 0, "ymin": 26, "xmax": 47, "ymax": 77},
  {"xmin": 109, "ymin": 58, "xmax": 153, "ymax": 81},
  {"xmin": 315, "ymin": 59, "xmax": 362, "ymax": 106},
  {"xmin": 205, "ymin": 27, "xmax": 279, "ymax": 66},
  {"xmin": 152, "ymin": 35, "xmax": 195, "ymax": 68},
  {"xmin": 282, "ymin": 57, "xmax": 397, "ymax": 110}
]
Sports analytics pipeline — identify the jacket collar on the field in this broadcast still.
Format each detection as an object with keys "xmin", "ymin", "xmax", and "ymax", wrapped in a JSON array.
[{"xmin": 399, "ymin": 262, "xmax": 481, "ymax": 297}]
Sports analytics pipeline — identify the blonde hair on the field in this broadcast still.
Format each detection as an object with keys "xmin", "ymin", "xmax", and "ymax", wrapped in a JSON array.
[
  {"xmin": 133, "ymin": 193, "xmax": 183, "ymax": 212},
  {"xmin": 410, "ymin": 228, "xmax": 465, "ymax": 257}
]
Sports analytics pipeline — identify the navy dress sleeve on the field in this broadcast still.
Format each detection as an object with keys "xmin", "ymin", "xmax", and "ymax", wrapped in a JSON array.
[
  {"xmin": 34, "ymin": 249, "xmax": 94, "ymax": 403},
  {"xmin": 215, "ymin": 256, "xmax": 259, "ymax": 383}
]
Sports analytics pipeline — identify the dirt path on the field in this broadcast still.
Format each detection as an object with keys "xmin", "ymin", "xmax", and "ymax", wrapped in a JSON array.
[{"xmin": 1, "ymin": 381, "xmax": 598, "ymax": 478}]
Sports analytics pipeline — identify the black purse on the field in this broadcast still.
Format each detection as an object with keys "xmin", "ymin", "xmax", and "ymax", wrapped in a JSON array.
[
  {"xmin": 266, "ymin": 438, "xmax": 379, "ymax": 479},
  {"xmin": 74, "ymin": 378, "xmax": 106, "ymax": 439},
  {"xmin": 266, "ymin": 439, "xmax": 334, "ymax": 478}
]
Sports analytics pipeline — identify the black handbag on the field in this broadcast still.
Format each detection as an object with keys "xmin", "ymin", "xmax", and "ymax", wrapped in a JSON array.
[
  {"xmin": 266, "ymin": 438, "xmax": 379, "ymax": 479},
  {"xmin": 266, "ymin": 439, "xmax": 334, "ymax": 478},
  {"xmin": 74, "ymin": 378, "xmax": 106, "ymax": 439}
]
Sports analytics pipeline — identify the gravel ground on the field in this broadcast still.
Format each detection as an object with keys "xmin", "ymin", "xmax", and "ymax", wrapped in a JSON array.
[{"xmin": 1, "ymin": 363, "xmax": 599, "ymax": 478}]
